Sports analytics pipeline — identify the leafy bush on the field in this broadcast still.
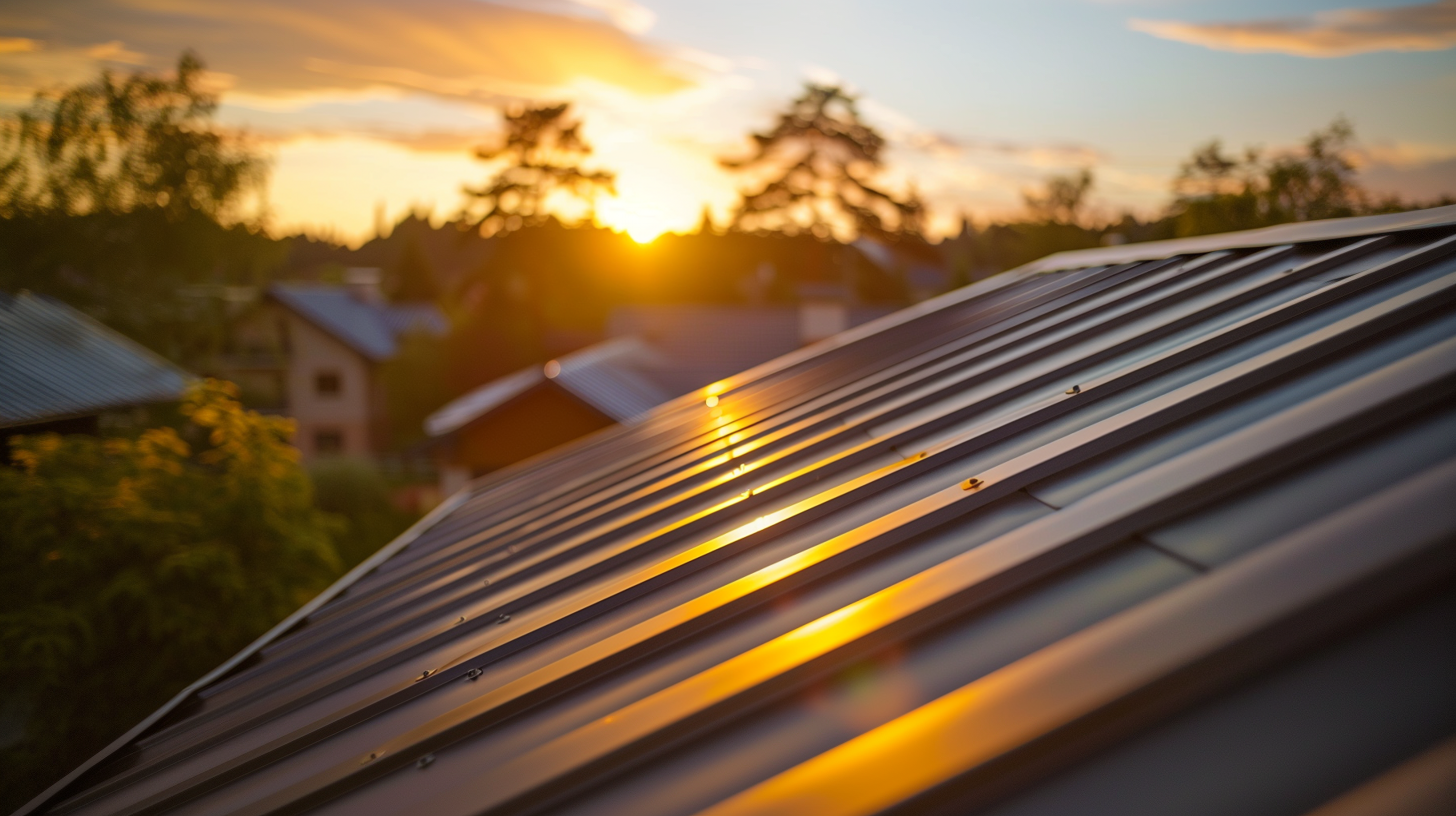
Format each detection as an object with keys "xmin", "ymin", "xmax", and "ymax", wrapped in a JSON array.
[
  {"xmin": 307, "ymin": 456, "xmax": 417, "ymax": 569},
  {"xmin": 0, "ymin": 380, "xmax": 340, "ymax": 811}
]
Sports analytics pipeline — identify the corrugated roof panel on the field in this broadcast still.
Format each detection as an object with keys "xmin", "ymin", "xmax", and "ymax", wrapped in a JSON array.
[
  {"xmin": 554, "ymin": 338, "xmax": 673, "ymax": 422},
  {"xmin": 23, "ymin": 209, "xmax": 1456, "ymax": 816},
  {"xmin": 0, "ymin": 291, "xmax": 189, "ymax": 427}
]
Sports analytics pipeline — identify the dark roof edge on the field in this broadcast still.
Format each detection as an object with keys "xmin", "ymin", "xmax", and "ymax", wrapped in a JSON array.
[
  {"xmin": 3, "ymin": 405, "xmax": 148, "ymax": 431},
  {"xmin": 1018, "ymin": 204, "xmax": 1456, "ymax": 275},
  {"xmin": 12, "ymin": 488, "xmax": 475, "ymax": 816}
]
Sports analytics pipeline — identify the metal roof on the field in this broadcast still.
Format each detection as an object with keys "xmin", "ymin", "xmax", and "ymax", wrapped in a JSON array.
[
  {"xmin": 269, "ymin": 285, "xmax": 448, "ymax": 362},
  {"xmin": 0, "ymin": 291, "xmax": 190, "ymax": 428},
  {"xmin": 549, "ymin": 337, "xmax": 674, "ymax": 423},
  {"xmin": 22, "ymin": 206, "xmax": 1456, "ymax": 816},
  {"xmin": 430, "ymin": 307, "xmax": 899, "ymax": 437},
  {"xmin": 425, "ymin": 338, "xmax": 673, "ymax": 436}
]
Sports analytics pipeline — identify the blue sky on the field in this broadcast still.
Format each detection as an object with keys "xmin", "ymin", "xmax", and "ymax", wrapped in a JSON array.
[{"xmin": 2, "ymin": 0, "xmax": 1452, "ymax": 242}]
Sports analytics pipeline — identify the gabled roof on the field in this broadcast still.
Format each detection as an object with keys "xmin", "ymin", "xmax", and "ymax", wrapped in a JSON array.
[
  {"xmin": 428, "ymin": 305, "xmax": 901, "ymax": 438},
  {"xmin": 0, "ymin": 291, "xmax": 190, "ymax": 428},
  {"xmin": 425, "ymin": 338, "xmax": 673, "ymax": 436},
  {"xmin": 269, "ymin": 284, "xmax": 448, "ymax": 362},
  {"xmin": 24, "ymin": 206, "xmax": 1456, "ymax": 816},
  {"xmin": 548, "ymin": 337, "xmax": 673, "ymax": 423}
]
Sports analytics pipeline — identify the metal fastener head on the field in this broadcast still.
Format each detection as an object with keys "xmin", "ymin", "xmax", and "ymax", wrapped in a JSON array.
[
  {"xmin": 482, "ymin": 579, "xmax": 491, "ymax": 586},
  {"xmin": 417, "ymin": 754, "xmax": 435, "ymax": 770},
  {"xmin": 466, "ymin": 668, "xmax": 482, "ymax": 681},
  {"xmin": 497, "ymin": 614, "xmax": 511, "ymax": 624},
  {"xmin": 418, "ymin": 669, "xmax": 433, "ymax": 680},
  {"xmin": 456, "ymin": 616, "xmax": 466, "ymax": 624},
  {"xmin": 1065, "ymin": 385, "xmax": 1081, "ymax": 395},
  {"xmin": 963, "ymin": 477, "xmax": 983, "ymax": 490},
  {"xmin": 360, "ymin": 751, "xmax": 380, "ymax": 765}
]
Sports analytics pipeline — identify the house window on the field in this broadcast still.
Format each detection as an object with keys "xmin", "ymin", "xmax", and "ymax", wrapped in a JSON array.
[
  {"xmin": 315, "ymin": 371, "xmax": 341, "ymax": 396},
  {"xmin": 314, "ymin": 429, "xmax": 344, "ymax": 455}
]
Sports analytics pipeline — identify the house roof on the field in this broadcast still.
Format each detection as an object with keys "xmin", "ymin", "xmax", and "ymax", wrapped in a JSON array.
[
  {"xmin": 0, "ymin": 291, "xmax": 190, "ymax": 429},
  {"xmin": 425, "ymin": 338, "xmax": 674, "ymax": 436},
  {"xmin": 269, "ymin": 284, "xmax": 448, "ymax": 362},
  {"xmin": 428, "ymin": 306, "xmax": 898, "ymax": 438},
  {"xmin": 23, "ymin": 206, "xmax": 1456, "ymax": 816},
  {"xmin": 606, "ymin": 305, "xmax": 808, "ymax": 396}
]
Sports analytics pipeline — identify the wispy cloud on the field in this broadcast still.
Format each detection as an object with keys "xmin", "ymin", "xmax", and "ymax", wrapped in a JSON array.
[
  {"xmin": 1356, "ymin": 140, "xmax": 1456, "ymax": 168},
  {"xmin": 1130, "ymin": 1, "xmax": 1456, "ymax": 57},
  {"xmin": 0, "ymin": 38, "xmax": 40, "ymax": 54},
  {"xmin": 0, "ymin": 0, "xmax": 695, "ymax": 106}
]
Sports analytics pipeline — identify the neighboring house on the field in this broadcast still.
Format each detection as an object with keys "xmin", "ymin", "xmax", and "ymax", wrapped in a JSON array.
[
  {"xmin": 0, "ymin": 290, "xmax": 189, "ymax": 447},
  {"xmin": 853, "ymin": 236, "xmax": 952, "ymax": 302},
  {"xmin": 425, "ymin": 302, "xmax": 894, "ymax": 492},
  {"xmin": 37, "ymin": 205, "xmax": 1456, "ymax": 816},
  {"xmin": 221, "ymin": 269, "xmax": 447, "ymax": 460}
]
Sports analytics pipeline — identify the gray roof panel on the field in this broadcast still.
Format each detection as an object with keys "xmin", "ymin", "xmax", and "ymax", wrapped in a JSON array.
[
  {"xmin": 269, "ymin": 285, "xmax": 447, "ymax": 362},
  {"xmin": 0, "ymin": 291, "xmax": 190, "ymax": 427}
]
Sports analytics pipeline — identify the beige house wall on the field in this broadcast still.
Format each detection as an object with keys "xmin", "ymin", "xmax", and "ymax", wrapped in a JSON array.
[
  {"xmin": 222, "ymin": 301, "xmax": 385, "ymax": 460},
  {"xmin": 282, "ymin": 312, "xmax": 378, "ymax": 460}
]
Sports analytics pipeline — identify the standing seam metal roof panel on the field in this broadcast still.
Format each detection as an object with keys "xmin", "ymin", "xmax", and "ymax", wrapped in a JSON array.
[{"xmin": 20, "ymin": 206, "xmax": 1456, "ymax": 816}]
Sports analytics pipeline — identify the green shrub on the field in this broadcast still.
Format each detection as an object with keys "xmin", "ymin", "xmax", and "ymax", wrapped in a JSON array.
[
  {"xmin": 308, "ymin": 456, "xmax": 417, "ymax": 570},
  {"xmin": 0, "ymin": 380, "xmax": 340, "ymax": 811}
]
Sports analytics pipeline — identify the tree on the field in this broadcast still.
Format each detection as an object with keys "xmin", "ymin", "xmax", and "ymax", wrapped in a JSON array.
[
  {"xmin": 1170, "ymin": 119, "xmax": 1366, "ymax": 237},
  {"xmin": 723, "ymin": 83, "xmax": 924, "ymax": 242},
  {"xmin": 1023, "ymin": 169, "xmax": 1094, "ymax": 224},
  {"xmin": 461, "ymin": 103, "xmax": 615, "ymax": 237},
  {"xmin": 0, "ymin": 380, "xmax": 341, "ymax": 811},
  {"xmin": 0, "ymin": 50, "xmax": 264, "ymax": 221},
  {"xmin": 387, "ymin": 233, "xmax": 441, "ymax": 302}
]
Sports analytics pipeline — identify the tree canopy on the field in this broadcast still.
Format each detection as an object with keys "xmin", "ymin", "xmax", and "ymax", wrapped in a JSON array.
[
  {"xmin": 461, "ymin": 103, "xmax": 616, "ymax": 237},
  {"xmin": 1170, "ymin": 118, "xmax": 1368, "ymax": 237},
  {"xmin": 0, "ymin": 51, "xmax": 264, "ymax": 221},
  {"xmin": 386, "ymin": 232, "xmax": 442, "ymax": 303},
  {"xmin": 1023, "ymin": 169, "xmax": 1094, "ymax": 225},
  {"xmin": 723, "ymin": 83, "xmax": 924, "ymax": 242}
]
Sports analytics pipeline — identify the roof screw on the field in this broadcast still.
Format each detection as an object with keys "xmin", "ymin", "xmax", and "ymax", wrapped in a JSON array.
[
  {"xmin": 497, "ymin": 614, "xmax": 511, "ymax": 624},
  {"xmin": 1065, "ymin": 385, "xmax": 1081, "ymax": 395},
  {"xmin": 360, "ymin": 751, "xmax": 380, "ymax": 765},
  {"xmin": 482, "ymin": 579, "xmax": 491, "ymax": 586},
  {"xmin": 417, "ymin": 754, "xmax": 435, "ymax": 770},
  {"xmin": 417, "ymin": 669, "xmax": 433, "ymax": 681},
  {"xmin": 456, "ymin": 616, "xmax": 466, "ymax": 624},
  {"xmin": 963, "ymin": 477, "xmax": 984, "ymax": 490},
  {"xmin": 466, "ymin": 668, "xmax": 482, "ymax": 681}
]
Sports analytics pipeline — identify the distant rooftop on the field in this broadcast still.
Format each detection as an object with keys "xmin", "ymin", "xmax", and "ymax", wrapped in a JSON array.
[
  {"xmin": 0, "ymin": 291, "xmax": 190, "ymax": 428},
  {"xmin": 426, "ymin": 337, "xmax": 672, "ymax": 436},
  {"xmin": 269, "ymin": 283, "xmax": 448, "ymax": 362},
  {"xmin": 428, "ymin": 304, "xmax": 895, "ymax": 437}
]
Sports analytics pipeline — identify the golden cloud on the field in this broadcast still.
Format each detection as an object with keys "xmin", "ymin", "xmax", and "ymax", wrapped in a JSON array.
[
  {"xmin": 0, "ymin": 38, "xmax": 40, "ymax": 54},
  {"xmin": 0, "ymin": 0, "xmax": 694, "ymax": 105},
  {"xmin": 1130, "ymin": 1, "xmax": 1456, "ymax": 57}
]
